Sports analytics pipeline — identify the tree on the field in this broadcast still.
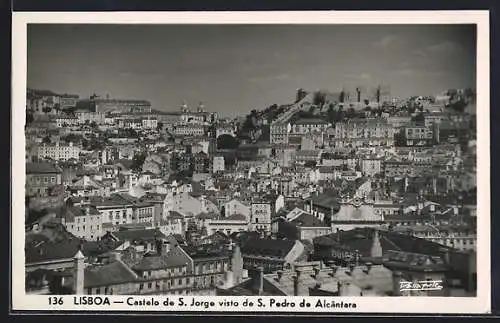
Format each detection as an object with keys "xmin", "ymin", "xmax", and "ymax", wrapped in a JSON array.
[
  {"xmin": 42, "ymin": 136, "xmax": 51, "ymax": 144},
  {"xmin": 131, "ymin": 152, "xmax": 148, "ymax": 172},
  {"xmin": 157, "ymin": 121, "xmax": 164, "ymax": 132},
  {"xmin": 448, "ymin": 100, "xmax": 467, "ymax": 113},
  {"xmin": 42, "ymin": 106, "xmax": 52, "ymax": 114},
  {"xmin": 346, "ymin": 107, "xmax": 356, "ymax": 118},
  {"xmin": 326, "ymin": 104, "xmax": 337, "ymax": 124},
  {"xmin": 26, "ymin": 110, "xmax": 34, "ymax": 125},
  {"xmin": 217, "ymin": 134, "xmax": 239, "ymax": 150}
]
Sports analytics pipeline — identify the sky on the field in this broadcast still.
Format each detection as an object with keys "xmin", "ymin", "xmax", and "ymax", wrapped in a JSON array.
[{"xmin": 27, "ymin": 24, "xmax": 476, "ymax": 117}]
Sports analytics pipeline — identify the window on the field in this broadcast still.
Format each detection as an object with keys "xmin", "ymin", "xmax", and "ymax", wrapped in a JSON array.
[
  {"xmin": 178, "ymin": 279, "xmax": 182, "ymax": 285},
  {"xmin": 148, "ymin": 282, "xmax": 152, "ymax": 289},
  {"xmin": 95, "ymin": 288, "xmax": 101, "ymax": 295},
  {"xmin": 104, "ymin": 287, "xmax": 108, "ymax": 294},
  {"xmin": 139, "ymin": 283, "xmax": 144, "ymax": 290}
]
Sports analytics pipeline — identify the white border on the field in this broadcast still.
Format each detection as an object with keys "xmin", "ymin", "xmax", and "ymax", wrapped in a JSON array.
[{"xmin": 11, "ymin": 11, "xmax": 491, "ymax": 314}]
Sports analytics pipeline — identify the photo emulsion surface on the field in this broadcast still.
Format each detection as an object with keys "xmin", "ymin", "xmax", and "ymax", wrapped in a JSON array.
[{"xmin": 20, "ymin": 20, "xmax": 483, "ymax": 308}]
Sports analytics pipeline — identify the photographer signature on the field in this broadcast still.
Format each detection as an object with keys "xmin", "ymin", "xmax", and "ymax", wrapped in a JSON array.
[{"xmin": 399, "ymin": 280, "xmax": 444, "ymax": 291}]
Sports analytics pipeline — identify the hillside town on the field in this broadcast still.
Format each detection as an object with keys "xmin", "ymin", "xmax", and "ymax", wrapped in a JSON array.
[{"xmin": 25, "ymin": 86, "xmax": 477, "ymax": 297}]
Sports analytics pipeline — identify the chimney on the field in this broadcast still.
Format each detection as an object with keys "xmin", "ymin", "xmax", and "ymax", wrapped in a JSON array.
[
  {"xmin": 73, "ymin": 250, "xmax": 85, "ymax": 295},
  {"xmin": 441, "ymin": 247, "xmax": 451, "ymax": 265},
  {"xmin": 313, "ymin": 267, "xmax": 320, "ymax": 279},
  {"xmin": 293, "ymin": 272, "xmax": 300, "ymax": 296},
  {"xmin": 230, "ymin": 244, "xmax": 244, "ymax": 284},
  {"xmin": 370, "ymin": 230, "xmax": 383, "ymax": 259},
  {"xmin": 276, "ymin": 270, "xmax": 283, "ymax": 282},
  {"xmin": 392, "ymin": 271, "xmax": 403, "ymax": 296},
  {"xmin": 330, "ymin": 265, "xmax": 338, "ymax": 277},
  {"xmin": 365, "ymin": 262, "xmax": 373, "ymax": 274},
  {"xmin": 251, "ymin": 267, "xmax": 264, "ymax": 295}
]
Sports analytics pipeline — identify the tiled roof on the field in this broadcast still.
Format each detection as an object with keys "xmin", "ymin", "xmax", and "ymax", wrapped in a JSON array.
[
  {"xmin": 311, "ymin": 193, "xmax": 340, "ymax": 209},
  {"xmin": 84, "ymin": 260, "xmax": 138, "ymax": 288},
  {"xmin": 132, "ymin": 246, "xmax": 191, "ymax": 271},
  {"xmin": 25, "ymin": 237, "xmax": 117, "ymax": 264},
  {"xmin": 226, "ymin": 213, "xmax": 247, "ymax": 221},
  {"xmin": 58, "ymin": 205, "xmax": 100, "ymax": 222},
  {"xmin": 294, "ymin": 118, "xmax": 329, "ymax": 125},
  {"xmin": 111, "ymin": 228, "xmax": 166, "ymax": 243},
  {"xmin": 240, "ymin": 238, "xmax": 296, "ymax": 258},
  {"xmin": 291, "ymin": 213, "xmax": 329, "ymax": 228},
  {"xmin": 181, "ymin": 244, "xmax": 230, "ymax": 260},
  {"xmin": 26, "ymin": 162, "xmax": 61, "ymax": 174},
  {"xmin": 313, "ymin": 228, "xmax": 453, "ymax": 258}
]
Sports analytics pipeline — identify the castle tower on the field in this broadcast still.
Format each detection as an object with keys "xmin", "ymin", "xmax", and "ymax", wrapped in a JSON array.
[
  {"xmin": 73, "ymin": 250, "xmax": 85, "ymax": 294},
  {"xmin": 370, "ymin": 229, "xmax": 383, "ymax": 259}
]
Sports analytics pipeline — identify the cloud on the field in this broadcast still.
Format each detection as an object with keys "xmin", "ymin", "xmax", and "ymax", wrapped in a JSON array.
[
  {"xmin": 344, "ymin": 73, "xmax": 371, "ymax": 80},
  {"xmin": 412, "ymin": 49, "xmax": 428, "ymax": 58},
  {"xmin": 373, "ymin": 35, "xmax": 398, "ymax": 49},
  {"xmin": 247, "ymin": 73, "xmax": 296, "ymax": 84},
  {"xmin": 427, "ymin": 41, "xmax": 463, "ymax": 53},
  {"xmin": 411, "ymin": 41, "xmax": 463, "ymax": 59},
  {"xmin": 391, "ymin": 68, "xmax": 446, "ymax": 77}
]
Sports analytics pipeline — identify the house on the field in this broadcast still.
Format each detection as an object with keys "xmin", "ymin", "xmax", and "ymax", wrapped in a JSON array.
[
  {"xmin": 37, "ymin": 142, "xmax": 81, "ymax": 161},
  {"xmin": 331, "ymin": 197, "xmax": 385, "ymax": 231},
  {"xmin": 249, "ymin": 198, "xmax": 273, "ymax": 233},
  {"xmin": 86, "ymin": 194, "xmax": 155, "ymax": 232},
  {"xmin": 224, "ymin": 198, "xmax": 251, "ymax": 220},
  {"xmin": 59, "ymin": 205, "xmax": 104, "ymax": 241},
  {"xmin": 239, "ymin": 237, "xmax": 309, "ymax": 274},
  {"xmin": 212, "ymin": 156, "xmax": 225, "ymax": 173},
  {"xmin": 360, "ymin": 157, "xmax": 382, "ymax": 176},
  {"xmin": 304, "ymin": 192, "xmax": 340, "ymax": 223},
  {"xmin": 277, "ymin": 209, "xmax": 332, "ymax": 241},
  {"xmin": 205, "ymin": 214, "xmax": 249, "ymax": 236},
  {"xmin": 26, "ymin": 162, "xmax": 63, "ymax": 197},
  {"xmin": 67, "ymin": 175, "xmax": 110, "ymax": 198},
  {"xmin": 101, "ymin": 227, "xmax": 166, "ymax": 253}
]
